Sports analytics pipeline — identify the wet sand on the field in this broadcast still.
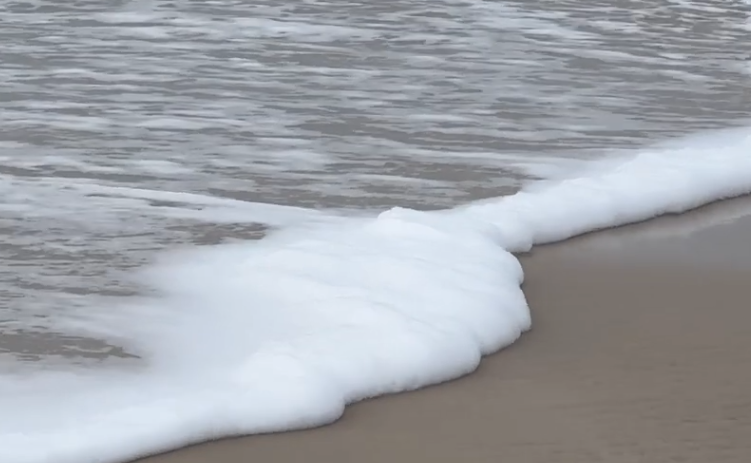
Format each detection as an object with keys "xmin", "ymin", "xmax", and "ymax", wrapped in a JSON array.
[{"xmin": 136, "ymin": 197, "xmax": 751, "ymax": 463}]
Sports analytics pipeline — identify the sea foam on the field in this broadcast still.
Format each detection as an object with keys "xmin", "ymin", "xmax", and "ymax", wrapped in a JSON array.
[{"xmin": 2, "ymin": 127, "xmax": 751, "ymax": 463}]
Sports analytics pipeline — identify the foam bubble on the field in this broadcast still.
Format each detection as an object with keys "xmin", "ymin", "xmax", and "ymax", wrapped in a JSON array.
[{"xmin": 2, "ymin": 127, "xmax": 751, "ymax": 463}]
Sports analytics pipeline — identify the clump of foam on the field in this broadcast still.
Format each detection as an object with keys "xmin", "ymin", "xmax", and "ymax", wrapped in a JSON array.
[
  {"xmin": 460, "ymin": 127, "xmax": 751, "ymax": 249},
  {"xmin": 1, "ymin": 127, "xmax": 751, "ymax": 463}
]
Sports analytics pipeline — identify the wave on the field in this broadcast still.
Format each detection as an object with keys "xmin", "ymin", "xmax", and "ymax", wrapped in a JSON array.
[{"xmin": 2, "ymin": 127, "xmax": 750, "ymax": 463}]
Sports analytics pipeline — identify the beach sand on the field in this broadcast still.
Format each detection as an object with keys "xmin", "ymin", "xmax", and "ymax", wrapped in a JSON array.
[{"xmin": 136, "ymin": 196, "xmax": 751, "ymax": 463}]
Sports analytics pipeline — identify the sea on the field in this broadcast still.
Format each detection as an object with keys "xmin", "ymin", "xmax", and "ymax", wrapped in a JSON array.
[{"xmin": 1, "ymin": 1, "xmax": 751, "ymax": 462}]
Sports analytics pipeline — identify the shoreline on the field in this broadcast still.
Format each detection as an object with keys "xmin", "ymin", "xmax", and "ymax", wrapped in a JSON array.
[{"xmin": 135, "ymin": 196, "xmax": 751, "ymax": 463}]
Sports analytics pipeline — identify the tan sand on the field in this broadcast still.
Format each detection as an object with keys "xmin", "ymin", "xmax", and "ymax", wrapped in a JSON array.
[{"xmin": 136, "ymin": 197, "xmax": 751, "ymax": 463}]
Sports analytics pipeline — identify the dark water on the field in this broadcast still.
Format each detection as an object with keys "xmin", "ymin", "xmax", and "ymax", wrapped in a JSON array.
[{"xmin": 1, "ymin": 0, "xmax": 750, "ymax": 361}]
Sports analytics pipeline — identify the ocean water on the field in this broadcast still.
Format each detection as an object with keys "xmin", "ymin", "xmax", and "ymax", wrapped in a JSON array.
[{"xmin": 1, "ymin": 1, "xmax": 751, "ymax": 462}]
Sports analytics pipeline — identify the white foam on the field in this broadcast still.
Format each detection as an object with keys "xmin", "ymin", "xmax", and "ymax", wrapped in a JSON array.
[
  {"xmin": 0, "ymin": 176, "xmax": 332, "ymax": 229},
  {"xmin": 2, "ymin": 127, "xmax": 751, "ymax": 463}
]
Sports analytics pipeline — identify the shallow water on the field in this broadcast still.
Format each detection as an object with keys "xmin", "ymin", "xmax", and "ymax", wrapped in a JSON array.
[
  {"xmin": 1, "ymin": 0, "xmax": 750, "ymax": 398},
  {"xmin": 2, "ymin": 2, "xmax": 751, "ymax": 462}
]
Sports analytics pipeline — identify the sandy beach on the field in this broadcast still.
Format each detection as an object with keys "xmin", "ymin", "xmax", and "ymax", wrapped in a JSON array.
[{"xmin": 134, "ymin": 196, "xmax": 751, "ymax": 463}]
